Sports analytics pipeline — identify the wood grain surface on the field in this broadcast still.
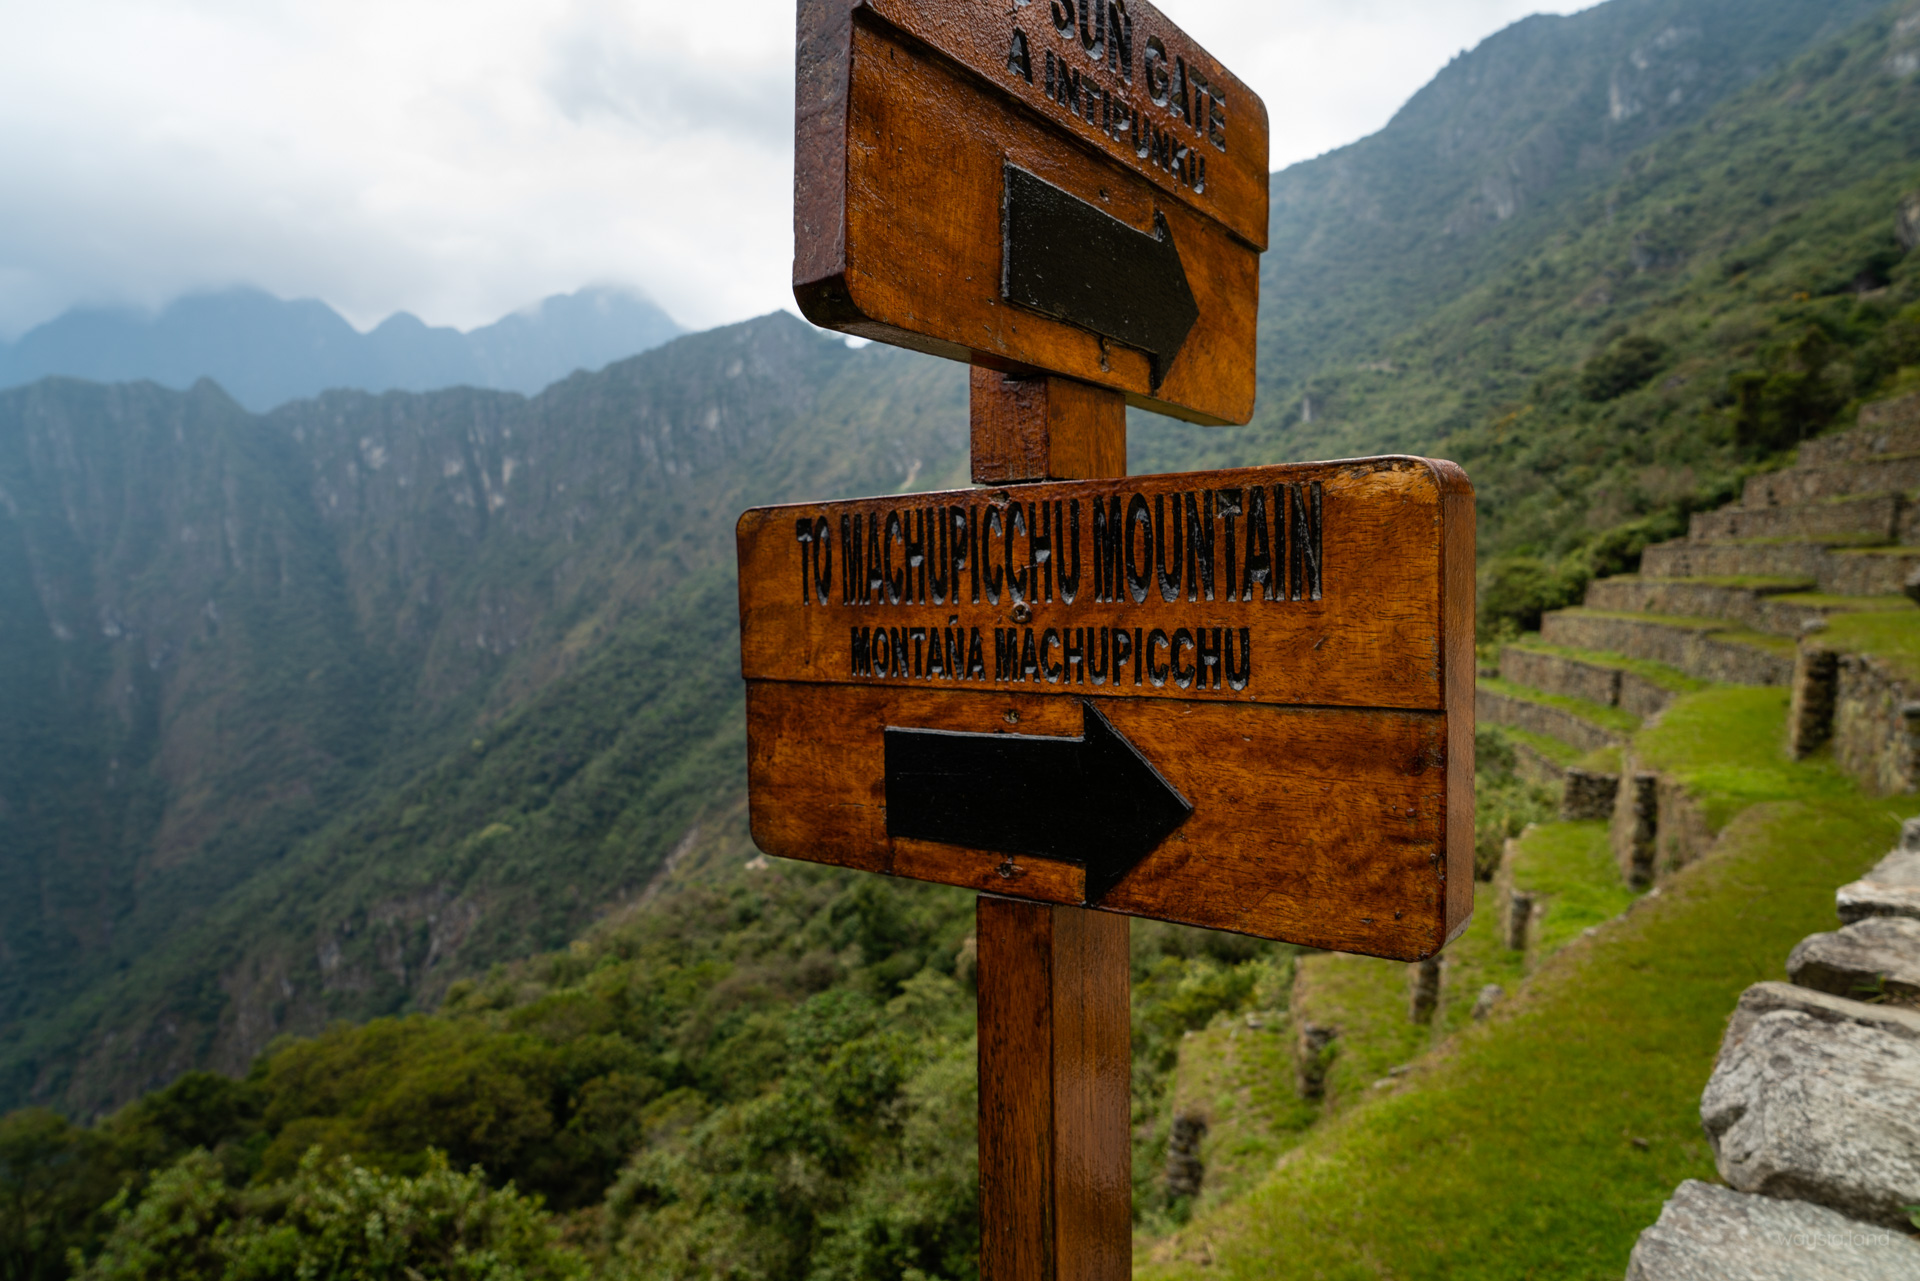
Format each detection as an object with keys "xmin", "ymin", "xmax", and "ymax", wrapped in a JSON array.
[
  {"xmin": 748, "ymin": 681, "xmax": 1454, "ymax": 957},
  {"xmin": 793, "ymin": 0, "xmax": 1267, "ymax": 425},
  {"xmin": 739, "ymin": 458, "xmax": 1461, "ymax": 712},
  {"xmin": 970, "ymin": 370, "xmax": 1126, "ymax": 485},
  {"xmin": 977, "ymin": 898, "xmax": 1130, "ymax": 1281}
]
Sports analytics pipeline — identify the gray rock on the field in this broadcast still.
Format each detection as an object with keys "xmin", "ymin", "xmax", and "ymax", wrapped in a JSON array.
[
  {"xmin": 1838, "ymin": 847, "xmax": 1920, "ymax": 924},
  {"xmin": 1626, "ymin": 1180, "xmax": 1920, "ymax": 1280},
  {"xmin": 1470, "ymin": 984, "xmax": 1503, "ymax": 1020},
  {"xmin": 1788, "ymin": 916, "xmax": 1920, "ymax": 1005},
  {"xmin": 1701, "ymin": 983, "xmax": 1920, "ymax": 1228}
]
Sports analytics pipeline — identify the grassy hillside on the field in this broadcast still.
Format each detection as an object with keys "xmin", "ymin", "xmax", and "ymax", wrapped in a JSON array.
[{"xmin": 1140, "ymin": 0, "xmax": 1920, "ymax": 588}]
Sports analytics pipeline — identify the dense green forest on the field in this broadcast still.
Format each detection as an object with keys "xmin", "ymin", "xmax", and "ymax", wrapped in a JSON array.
[{"xmin": 3, "ymin": 0, "xmax": 1920, "ymax": 1276}]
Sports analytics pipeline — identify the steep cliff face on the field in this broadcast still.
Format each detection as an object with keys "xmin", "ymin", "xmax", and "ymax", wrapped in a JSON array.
[
  {"xmin": 1254, "ymin": 0, "xmax": 1889, "ymax": 389},
  {"xmin": 0, "ymin": 315, "xmax": 968, "ymax": 1112}
]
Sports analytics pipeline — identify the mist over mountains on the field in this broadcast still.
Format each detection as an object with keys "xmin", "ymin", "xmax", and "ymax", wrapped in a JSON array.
[
  {"xmin": 0, "ymin": 286, "xmax": 684, "ymax": 412},
  {"xmin": 0, "ymin": 0, "xmax": 1916, "ymax": 1125}
]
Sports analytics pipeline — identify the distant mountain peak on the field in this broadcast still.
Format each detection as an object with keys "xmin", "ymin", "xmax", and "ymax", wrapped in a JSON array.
[{"xmin": 0, "ymin": 285, "xmax": 684, "ymax": 412}]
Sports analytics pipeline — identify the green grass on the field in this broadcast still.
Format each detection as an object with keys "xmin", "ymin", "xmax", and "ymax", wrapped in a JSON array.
[
  {"xmin": 1496, "ymin": 725, "xmax": 1585, "ymax": 769},
  {"xmin": 1634, "ymin": 687, "xmax": 1856, "ymax": 830},
  {"xmin": 1578, "ymin": 746, "xmax": 1623, "ymax": 774},
  {"xmin": 1140, "ymin": 791, "xmax": 1912, "ymax": 1280},
  {"xmin": 1771, "ymin": 592, "xmax": 1918, "ymax": 611},
  {"xmin": 1640, "ymin": 574, "xmax": 1815, "ymax": 592},
  {"xmin": 1479, "ymin": 677, "xmax": 1641, "ymax": 737},
  {"xmin": 1508, "ymin": 822, "xmax": 1640, "ymax": 960},
  {"xmin": 1822, "ymin": 607, "xmax": 1920, "ymax": 684},
  {"xmin": 1508, "ymin": 639, "xmax": 1710, "ymax": 694}
]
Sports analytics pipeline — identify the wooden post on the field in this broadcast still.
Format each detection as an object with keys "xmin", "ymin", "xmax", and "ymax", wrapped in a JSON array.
[{"xmin": 974, "ymin": 368, "xmax": 1131, "ymax": 1281}]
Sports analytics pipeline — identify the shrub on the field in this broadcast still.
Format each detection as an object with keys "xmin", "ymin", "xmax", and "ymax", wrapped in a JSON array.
[
  {"xmin": 1579, "ymin": 336, "xmax": 1669, "ymax": 402},
  {"xmin": 1478, "ymin": 558, "xmax": 1586, "ymax": 637},
  {"xmin": 75, "ymin": 1148, "xmax": 585, "ymax": 1281}
]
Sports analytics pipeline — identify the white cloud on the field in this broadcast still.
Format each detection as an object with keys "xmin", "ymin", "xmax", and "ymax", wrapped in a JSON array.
[{"xmin": 0, "ymin": 0, "xmax": 1585, "ymax": 339}]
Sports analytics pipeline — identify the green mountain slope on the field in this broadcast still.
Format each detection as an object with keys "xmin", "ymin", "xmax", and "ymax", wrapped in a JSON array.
[
  {"xmin": 2, "ymin": 0, "xmax": 1916, "ymax": 1186},
  {"xmin": 1141, "ymin": 0, "xmax": 1920, "ymax": 582},
  {"xmin": 0, "ymin": 317, "xmax": 967, "ymax": 1114}
]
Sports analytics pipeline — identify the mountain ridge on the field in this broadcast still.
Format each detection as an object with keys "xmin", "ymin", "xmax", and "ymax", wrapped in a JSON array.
[{"xmin": 0, "ymin": 286, "xmax": 684, "ymax": 413}]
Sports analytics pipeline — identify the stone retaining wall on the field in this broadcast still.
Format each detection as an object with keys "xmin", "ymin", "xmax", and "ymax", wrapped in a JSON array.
[
  {"xmin": 1539, "ymin": 613, "xmax": 1792, "ymax": 685},
  {"xmin": 1497, "ymin": 647, "xmax": 1619, "ymax": 705},
  {"xmin": 1475, "ymin": 688, "xmax": 1621, "ymax": 754},
  {"xmin": 1690, "ymin": 493, "xmax": 1900, "ymax": 542},
  {"xmin": 1832, "ymin": 652, "xmax": 1920, "ymax": 794}
]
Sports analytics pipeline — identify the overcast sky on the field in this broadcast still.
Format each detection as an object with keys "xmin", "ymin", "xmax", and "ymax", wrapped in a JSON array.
[{"xmin": 0, "ymin": 0, "xmax": 1593, "ymax": 339}]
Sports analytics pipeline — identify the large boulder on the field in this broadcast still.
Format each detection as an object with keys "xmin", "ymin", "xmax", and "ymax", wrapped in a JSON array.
[
  {"xmin": 1626, "ymin": 1179, "xmax": 1920, "ymax": 1280},
  {"xmin": 1836, "ymin": 821, "xmax": 1920, "ymax": 923},
  {"xmin": 1700, "ymin": 983, "xmax": 1920, "ymax": 1229},
  {"xmin": 1787, "ymin": 916, "xmax": 1920, "ymax": 1006}
]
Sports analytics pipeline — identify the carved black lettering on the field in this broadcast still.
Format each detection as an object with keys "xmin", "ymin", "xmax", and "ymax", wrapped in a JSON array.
[
  {"xmin": 1216, "ymin": 488, "xmax": 1241, "ymax": 602},
  {"xmin": 909, "ymin": 627, "xmax": 926, "ymax": 677},
  {"xmin": 1109, "ymin": 1, "xmax": 1132, "ymax": 79},
  {"xmin": 926, "ymin": 624, "xmax": 946, "ymax": 679},
  {"xmin": 1042, "ymin": 627, "xmax": 1063, "ymax": 683},
  {"xmin": 1007, "ymin": 27, "xmax": 1033, "ymax": 83},
  {"xmin": 1046, "ymin": 49, "xmax": 1057, "ymax": 99},
  {"xmin": 1171, "ymin": 627, "xmax": 1195, "ymax": 689},
  {"xmin": 1021, "ymin": 627, "xmax": 1040, "ymax": 682},
  {"xmin": 909, "ymin": 510, "xmax": 929, "ymax": 604},
  {"xmin": 1030, "ymin": 500, "xmax": 1053, "ymax": 603},
  {"xmin": 1089, "ymin": 627, "xmax": 1109, "ymax": 685},
  {"xmin": 1051, "ymin": 0, "xmax": 1075, "ymax": 36},
  {"xmin": 968, "ymin": 627, "xmax": 987, "ymax": 680},
  {"xmin": 1173, "ymin": 143, "xmax": 1190, "ymax": 188},
  {"xmin": 1064, "ymin": 627, "xmax": 1085, "ymax": 685},
  {"xmin": 985, "ymin": 506, "xmax": 1005, "ymax": 604},
  {"xmin": 1209, "ymin": 88, "xmax": 1227, "ymax": 152},
  {"xmin": 1303, "ymin": 481, "xmax": 1323, "ymax": 600},
  {"xmin": 967, "ymin": 506, "xmax": 981, "ymax": 604},
  {"xmin": 1242, "ymin": 487, "xmax": 1272, "ymax": 601},
  {"xmin": 1196, "ymin": 626, "xmax": 1221, "ymax": 690},
  {"xmin": 813, "ymin": 516, "xmax": 833, "ymax": 605},
  {"xmin": 1144, "ymin": 35, "xmax": 1168, "ymax": 104},
  {"xmin": 866, "ymin": 512, "xmax": 885, "ymax": 604},
  {"xmin": 1187, "ymin": 67, "xmax": 1210, "ymax": 136},
  {"xmin": 1078, "ymin": 0, "xmax": 1104, "ymax": 61},
  {"xmin": 795, "ymin": 519, "xmax": 814, "ymax": 604},
  {"xmin": 893, "ymin": 628, "xmax": 910, "ymax": 678},
  {"xmin": 1148, "ymin": 627, "xmax": 1170, "ymax": 687},
  {"xmin": 884, "ymin": 511, "xmax": 905, "ymax": 604},
  {"xmin": 1289, "ymin": 484, "xmax": 1307, "ymax": 602},
  {"xmin": 1193, "ymin": 152, "xmax": 1206, "ymax": 195},
  {"xmin": 1112, "ymin": 626, "xmax": 1132, "ymax": 685},
  {"xmin": 1056, "ymin": 499, "xmax": 1081, "ymax": 603},
  {"xmin": 1172, "ymin": 56, "xmax": 1189, "ymax": 123},
  {"xmin": 1125, "ymin": 493, "xmax": 1152, "ymax": 604},
  {"xmin": 928, "ymin": 507, "xmax": 949, "ymax": 604},
  {"xmin": 995, "ymin": 628, "xmax": 1016, "ymax": 682},
  {"xmin": 1154, "ymin": 492, "xmax": 1184, "ymax": 602},
  {"xmin": 851, "ymin": 627, "xmax": 871, "ymax": 676},
  {"xmin": 840, "ymin": 515, "xmax": 859, "ymax": 604},
  {"xmin": 1133, "ymin": 627, "xmax": 1145, "ymax": 686},
  {"xmin": 1092, "ymin": 495, "xmax": 1120, "ymax": 602},
  {"xmin": 1007, "ymin": 503, "xmax": 1030, "ymax": 604},
  {"xmin": 1274, "ymin": 485, "xmax": 1290, "ymax": 602},
  {"xmin": 874, "ymin": 627, "xmax": 892, "ymax": 676},
  {"xmin": 1226, "ymin": 627, "xmax": 1250, "ymax": 691},
  {"xmin": 1184, "ymin": 490, "xmax": 1214, "ymax": 601},
  {"xmin": 947, "ymin": 619, "xmax": 964, "ymax": 680}
]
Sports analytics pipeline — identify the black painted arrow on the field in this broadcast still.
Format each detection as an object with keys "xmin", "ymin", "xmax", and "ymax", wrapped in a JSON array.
[
  {"xmin": 884, "ymin": 700, "xmax": 1192, "ymax": 905},
  {"xmin": 1001, "ymin": 164, "xmax": 1200, "ymax": 391}
]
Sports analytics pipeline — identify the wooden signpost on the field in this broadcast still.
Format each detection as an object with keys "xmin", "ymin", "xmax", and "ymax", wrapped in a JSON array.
[{"xmin": 749, "ymin": 2, "xmax": 1475, "ymax": 1277}]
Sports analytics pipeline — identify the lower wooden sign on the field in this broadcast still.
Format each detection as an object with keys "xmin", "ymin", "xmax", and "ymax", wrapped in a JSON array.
[{"xmin": 736, "ymin": 456, "xmax": 1475, "ymax": 960}]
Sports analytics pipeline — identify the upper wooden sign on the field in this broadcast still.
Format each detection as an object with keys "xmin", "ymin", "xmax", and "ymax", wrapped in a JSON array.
[
  {"xmin": 737, "ymin": 457, "xmax": 1475, "ymax": 961},
  {"xmin": 794, "ymin": 0, "xmax": 1270, "ymax": 426}
]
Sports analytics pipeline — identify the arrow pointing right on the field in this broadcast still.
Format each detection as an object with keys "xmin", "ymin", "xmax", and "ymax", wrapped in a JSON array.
[
  {"xmin": 1001, "ymin": 164, "xmax": 1201, "ymax": 390},
  {"xmin": 885, "ymin": 700, "xmax": 1192, "ymax": 905}
]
